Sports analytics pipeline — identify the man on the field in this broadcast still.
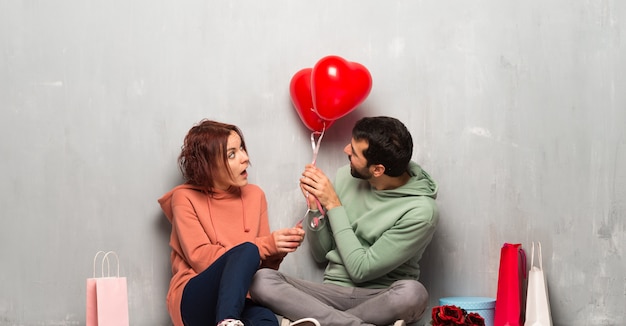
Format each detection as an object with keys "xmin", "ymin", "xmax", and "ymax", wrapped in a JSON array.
[{"xmin": 250, "ymin": 116, "xmax": 439, "ymax": 326}]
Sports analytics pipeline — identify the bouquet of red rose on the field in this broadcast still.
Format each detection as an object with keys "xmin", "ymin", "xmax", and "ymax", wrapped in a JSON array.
[{"xmin": 431, "ymin": 305, "xmax": 485, "ymax": 326}]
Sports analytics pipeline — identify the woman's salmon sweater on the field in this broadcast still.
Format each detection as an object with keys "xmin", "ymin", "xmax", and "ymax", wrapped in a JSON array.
[{"xmin": 158, "ymin": 183, "xmax": 285, "ymax": 326}]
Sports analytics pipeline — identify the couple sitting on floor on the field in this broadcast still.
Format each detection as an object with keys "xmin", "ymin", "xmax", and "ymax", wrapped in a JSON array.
[{"xmin": 158, "ymin": 116, "xmax": 438, "ymax": 326}]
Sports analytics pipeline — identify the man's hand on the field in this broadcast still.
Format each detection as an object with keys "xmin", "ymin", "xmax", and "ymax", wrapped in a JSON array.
[
  {"xmin": 272, "ymin": 227, "xmax": 305, "ymax": 253},
  {"xmin": 300, "ymin": 164, "xmax": 341, "ymax": 211}
]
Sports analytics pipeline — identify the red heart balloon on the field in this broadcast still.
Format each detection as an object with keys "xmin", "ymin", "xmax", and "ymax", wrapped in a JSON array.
[
  {"xmin": 311, "ymin": 55, "xmax": 372, "ymax": 121},
  {"xmin": 290, "ymin": 68, "xmax": 334, "ymax": 132}
]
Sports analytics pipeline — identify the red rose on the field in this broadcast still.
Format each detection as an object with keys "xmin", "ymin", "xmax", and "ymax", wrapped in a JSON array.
[
  {"xmin": 430, "ymin": 305, "xmax": 486, "ymax": 326},
  {"xmin": 431, "ymin": 305, "xmax": 466, "ymax": 325},
  {"xmin": 464, "ymin": 312, "xmax": 485, "ymax": 326}
]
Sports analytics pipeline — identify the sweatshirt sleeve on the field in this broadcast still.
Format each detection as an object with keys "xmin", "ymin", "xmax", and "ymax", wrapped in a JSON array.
[
  {"xmin": 253, "ymin": 191, "xmax": 286, "ymax": 269},
  {"xmin": 304, "ymin": 209, "xmax": 334, "ymax": 263},
  {"xmin": 171, "ymin": 191, "xmax": 227, "ymax": 273},
  {"xmin": 255, "ymin": 232, "xmax": 286, "ymax": 269},
  {"xmin": 327, "ymin": 198, "xmax": 438, "ymax": 283}
]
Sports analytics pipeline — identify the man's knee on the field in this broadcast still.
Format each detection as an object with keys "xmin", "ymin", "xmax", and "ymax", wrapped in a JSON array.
[
  {"xmin": 397, "ymin": 280, "xmax": 428, "ymax": 301},
  {"xmin": 249, "ymin": 268, "xmax": 280, "ymax": 302},
  {"xmin": 252, "ymin": 267, "xmax": 280, "ymax": 283},
  {"xmin": 391, "ymin": 280, "xmax": 429, "ymax": 320}
]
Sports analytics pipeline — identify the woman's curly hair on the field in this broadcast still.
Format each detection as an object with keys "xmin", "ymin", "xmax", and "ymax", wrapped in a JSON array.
[{"xmin": 178, "ymin": 119, "xmax": 247, "ymax": 192}]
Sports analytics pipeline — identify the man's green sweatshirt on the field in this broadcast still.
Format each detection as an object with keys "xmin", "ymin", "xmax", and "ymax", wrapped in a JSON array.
[{"xmin": 305, "ymin": 161, "xmax": 439, "ymax": 288}]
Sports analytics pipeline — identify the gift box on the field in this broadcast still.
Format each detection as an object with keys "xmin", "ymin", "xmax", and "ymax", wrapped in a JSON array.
[{"xmin": 439, "ymin": 297, "xmax": 496, "ymax": 326}]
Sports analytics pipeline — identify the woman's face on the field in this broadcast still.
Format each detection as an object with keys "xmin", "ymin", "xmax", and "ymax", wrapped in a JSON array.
[{"xmin": 214, "ymin": 131, "xmax": 249, "ymax": 190}]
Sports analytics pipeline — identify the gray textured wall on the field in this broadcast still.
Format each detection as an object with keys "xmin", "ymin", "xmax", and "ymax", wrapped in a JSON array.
[{"xmin": 1, "ymin": 1, "xmax": 625, "ymax": 325}]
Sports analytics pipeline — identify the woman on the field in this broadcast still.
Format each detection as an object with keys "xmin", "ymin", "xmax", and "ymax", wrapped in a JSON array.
[{"xmin": 158, "ymin": 119, "xmax": 306, "ymax": 326}]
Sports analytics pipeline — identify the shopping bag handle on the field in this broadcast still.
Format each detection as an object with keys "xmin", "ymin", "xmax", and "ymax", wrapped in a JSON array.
[
  {"xmin": 102, "ymin": 251, "xmax": 121, "ymax": 277},
  {"xmin": 92, "ymin": 251, "xmax": 109, "ymax": 278},
  {"xmin": 530, "ymin": 241, "xmax": 542, "ymax": 269},
  {"xmin": 92, "ymin": 251, "xmax": 121, "ymax": 278}
]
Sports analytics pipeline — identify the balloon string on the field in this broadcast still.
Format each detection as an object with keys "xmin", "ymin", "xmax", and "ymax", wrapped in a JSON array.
[
  {"xmin": 310, "ymin": 128, "xmax": 325, "ymax": 165},
  {"xmin": 296, "ymin": 124, "xmax": 327, "ymax": 227},
  {"xmin": 309, "ymin": 124, "xmax": 326, "ymax": 215}
]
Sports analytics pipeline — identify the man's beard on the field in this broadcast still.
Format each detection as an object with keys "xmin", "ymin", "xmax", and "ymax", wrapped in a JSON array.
[{"xmin": 350, "ymin": 165, "xmax": 372, "ymax": 180}]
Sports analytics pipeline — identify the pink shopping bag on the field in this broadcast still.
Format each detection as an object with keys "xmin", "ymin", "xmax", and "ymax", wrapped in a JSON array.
[{"xmin": 86, "ymin": 251, "xmax": 130, "ymax": 326}]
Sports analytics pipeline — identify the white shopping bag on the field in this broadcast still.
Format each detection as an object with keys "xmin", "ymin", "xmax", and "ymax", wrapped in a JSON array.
[{"xmin": 524, "ymin": 242, "xmax": 552, "ymax": 326}]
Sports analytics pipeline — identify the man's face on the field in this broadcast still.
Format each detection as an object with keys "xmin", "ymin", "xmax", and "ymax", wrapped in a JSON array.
[{"xmin": 343, "ymin": 138, "xmax": 372, "ymax": 180}]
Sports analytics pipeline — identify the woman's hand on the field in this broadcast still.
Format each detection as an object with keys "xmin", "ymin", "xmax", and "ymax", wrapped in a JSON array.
[{"xmin": 272, "ymin": 227, "xmax": 305, "ymax": 253}]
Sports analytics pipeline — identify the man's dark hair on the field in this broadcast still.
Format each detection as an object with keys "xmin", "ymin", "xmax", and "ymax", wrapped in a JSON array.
[{"xmin": 352, "ymin": 116, "xmax": 413, "ymax": 177}]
